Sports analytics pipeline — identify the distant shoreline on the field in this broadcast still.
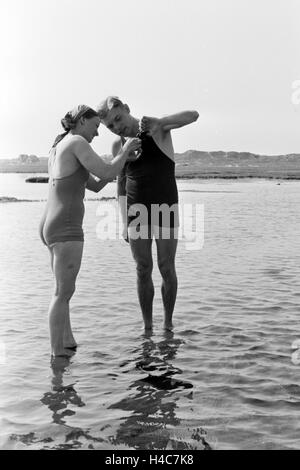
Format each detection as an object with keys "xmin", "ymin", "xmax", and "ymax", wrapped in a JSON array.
[
  {"xmin": 1, "ymin": 149, "xmax": 300, "ymax": 180},
  {"xmin": 1, "ymin": 170, "xmax": 300, "ymax": 180},
  {"xmin": 0, "ymin": 196, "xmax": 117, "ymax": 203}
]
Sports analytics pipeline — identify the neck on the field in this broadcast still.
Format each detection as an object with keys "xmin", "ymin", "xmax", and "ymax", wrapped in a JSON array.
[
  {"xmin": 127, "ymin": 117, "xmax": 139, "ymax": 137},
  {"xmin": 69, "ymin": 129, "xmax": 87, "ymax": 140}
]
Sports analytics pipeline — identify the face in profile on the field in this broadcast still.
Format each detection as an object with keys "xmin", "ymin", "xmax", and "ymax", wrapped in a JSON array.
[
  {"xmin": 81, "ymin": 116, "xmax": 101, "ymax": 143},
  {"xmin": 102, "ymin": 106, "xmax": 132, "ymax": 137}
]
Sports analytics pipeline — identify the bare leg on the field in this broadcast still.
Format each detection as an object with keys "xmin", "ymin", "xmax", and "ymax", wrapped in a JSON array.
[
  {"xmin": 48, "ymin": 245, "xmax": 76, "ymax": 349},
  {"xmin": 63, "ymin": 311, "xmax": 77, "ymax": 349},
  {"xmin": 48, "ymin": 245, "xmax": 54, "ymax": 273},
  {"xmin": 48, "ymin": 241, "xmax": 83, "ymax": 357},
  {"xmin": 155, "ymin": 230, "xmax": 178, "ymax": 330},
  {"xmin": 129, "ymin": 235, "xmax": 154, "ymax": 330}
]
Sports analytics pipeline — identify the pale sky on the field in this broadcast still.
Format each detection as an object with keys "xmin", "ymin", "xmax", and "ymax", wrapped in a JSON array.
[{"xmin": 0, "ymin": 0, "xmax": 299, "ymax": 158}]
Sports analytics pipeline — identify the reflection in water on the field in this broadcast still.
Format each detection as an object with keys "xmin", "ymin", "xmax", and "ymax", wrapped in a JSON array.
[
  {"xmin": 39, "ymin": 356, "xmax": 104, "ymax": 449},
  {"xmin": 9, "ymin": 357, "xmax": 92, "ymax": 450},
  {"xmin": 9, "ymin": 334, "xmax": 210, "ymax": 449},
  {"xmin": 110, "ymin": 331, "xmax": 210, "ymax": 450},
  {"xmin": 41, "ymin": 356, "xmax": 85, "ymax": 426}
]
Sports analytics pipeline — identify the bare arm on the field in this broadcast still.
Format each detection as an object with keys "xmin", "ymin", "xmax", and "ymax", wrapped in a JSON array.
[
  {"xmin": 160, "ymin": 111, "xmax": 199, "ymax": 131},
  {"xmin": 140, "ymin": 111, "xmax": 199, "ymax": 135},
  {"xmin": 113, "ymin": 138, "xmax": 128, "ymax": 240},
  {"xmin": 86, "ymin": 174, "xmax": 113, "ymax": 193},
  {"xmin": 113, "ymin": 138, "xmax": 127, "ymax": 197},
  {"xmin": 72, "ymin": 135, "xmax": 140, "ymax": 180}
]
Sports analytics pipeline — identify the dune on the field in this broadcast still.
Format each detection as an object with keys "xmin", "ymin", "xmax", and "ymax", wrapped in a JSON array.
[{"xmin": 1, "ymin": 151, "xmax": 300, "ymax": 179}]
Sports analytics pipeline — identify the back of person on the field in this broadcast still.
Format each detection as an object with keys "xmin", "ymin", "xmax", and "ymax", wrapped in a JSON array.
[
  {"xmin": 41, "ymin": 103, "xmax": 141, "ymax": 358},
  {"xmin": 40, "ymin": 137, "xmax": 89, "ymax": 247}
]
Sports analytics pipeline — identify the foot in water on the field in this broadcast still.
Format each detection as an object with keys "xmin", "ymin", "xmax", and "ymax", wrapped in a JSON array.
[
  {"xmin": 163, "ymin": 322, "xmax": 174, "ymax": 332},
  {"xmin": 51, "ymin": 347, "xmax": 75, "ymax": 358},
  {"xmin": 64, "ymin": 343, "xmax": 78, "ymax": 351},
  {"xmin": 63, "ymin": 336, "xmax": 78, "ymax": 350}
]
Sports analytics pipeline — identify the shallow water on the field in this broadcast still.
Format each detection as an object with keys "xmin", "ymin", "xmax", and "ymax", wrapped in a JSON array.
[{"xmin": 1, "ymin": 176, "xmax": 300, "ymax": 449}]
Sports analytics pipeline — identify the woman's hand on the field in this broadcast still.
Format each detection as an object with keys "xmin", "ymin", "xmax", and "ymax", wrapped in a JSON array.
[
  {"xmin": 123, "ymin": 137, "xmax": 141, "ymax": 154},
  {"xmin": 123, "ymin": 137, "xmax": 141, "ymax": 161}
]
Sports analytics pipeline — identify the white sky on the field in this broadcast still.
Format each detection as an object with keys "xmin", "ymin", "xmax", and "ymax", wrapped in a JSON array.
[{"xmin": 0, "ymin": 0, "xmax": 299, "ymax": 158}]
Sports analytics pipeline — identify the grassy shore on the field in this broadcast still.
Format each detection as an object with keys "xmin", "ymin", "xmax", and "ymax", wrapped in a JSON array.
[{"xmin": 1, "ymin": 151, "xmax": 300, "ymax": 179}]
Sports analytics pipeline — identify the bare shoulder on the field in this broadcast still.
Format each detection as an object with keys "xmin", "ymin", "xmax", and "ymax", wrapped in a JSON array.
[
  {"xmin": 66, "ymin": 135, "xmax": 94, "ymax": 163},
  {"xmin": 50, "ymin": 137, "xmax": 84, "ymax": 177},
  {"xmin": 67, "ymin": 134, "xmax": 90, "ymax": 150}
]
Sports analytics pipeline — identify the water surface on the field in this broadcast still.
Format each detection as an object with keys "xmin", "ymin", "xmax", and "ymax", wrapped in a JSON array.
[{"xmin": 1, "ymin": 176, "xmax": 300, "ymax": 449}]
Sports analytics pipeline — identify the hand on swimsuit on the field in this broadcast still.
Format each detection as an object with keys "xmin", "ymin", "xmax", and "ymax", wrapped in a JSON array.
[
  {"xmin": 123, "ymin": 137, "xmax": 141, "ymax": 153},
  {"xmin": 123, "ymin": 137, "xmax": 142, "ymax": 162},
  {"xmin": 140, "ymin": 116, "xmax": 160, "ymax": 136}
]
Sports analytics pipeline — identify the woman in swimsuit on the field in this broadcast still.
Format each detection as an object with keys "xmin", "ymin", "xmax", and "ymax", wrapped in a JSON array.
[{"xmin": 40, "ymin": 104, "xmax": 141, "ymax": 357}]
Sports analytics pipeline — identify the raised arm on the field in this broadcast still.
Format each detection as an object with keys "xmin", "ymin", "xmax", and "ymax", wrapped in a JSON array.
[
  {"xmin": 72, "ymin": 135, "xmax": 140, "ymax": 180},
  {"xmin": 160, "ymin": 111, "xmax": 199, "ymax": 131},
  {"xmin": 140, "ymin": 111, "xmax": 199, "ymax": 135}
]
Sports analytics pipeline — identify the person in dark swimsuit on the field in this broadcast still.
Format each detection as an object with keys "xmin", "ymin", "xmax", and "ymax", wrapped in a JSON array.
[
  {"xmin": 96, "ymin": 97, "xmax": 199, "ymax": 331},
  {"xmin": 40, "ymin": 104, "xmax": 141, "ymax": 357},
  {"xmin": 124, "ymin": 130, "xmax": 179, "ymax": 235}
]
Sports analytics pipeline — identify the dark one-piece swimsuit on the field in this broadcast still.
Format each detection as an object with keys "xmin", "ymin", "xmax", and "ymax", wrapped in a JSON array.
[{"xmin": 123, "ymin": 132, "xmax": 179, "ymax": 229}]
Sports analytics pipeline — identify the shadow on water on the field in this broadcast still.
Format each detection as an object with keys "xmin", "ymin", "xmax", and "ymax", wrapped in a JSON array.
[{"xmin": 109, "ymin": 331, "xmax": 211, "ymax": 450}]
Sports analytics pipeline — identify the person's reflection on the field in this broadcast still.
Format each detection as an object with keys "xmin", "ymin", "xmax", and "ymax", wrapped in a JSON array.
[
  {"xmin": 109, "ymin": 331, "xmax": 194, "ymax": 449},
  {"xmin": 41, "ymin": 357, "xmax": 85, "ymax": 426},
  {"xmin": 41, "ymin": 358, "xmax": 110, "ymax": 449}
]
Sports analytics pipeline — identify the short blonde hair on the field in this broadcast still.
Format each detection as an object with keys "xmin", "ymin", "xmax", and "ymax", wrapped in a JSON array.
[{"xmin": 96, "ymin": 96, "xmax": 125, "ymax": 119}]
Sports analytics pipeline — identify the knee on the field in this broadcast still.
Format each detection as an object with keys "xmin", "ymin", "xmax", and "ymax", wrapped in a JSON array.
[
  {"xmin": 158, "ymin": 260, "xmax": 176, "ymax": 280},
  {"xmin": 54, "ymin": 282, "xmax": 76, "ymax": 301},
  {"xmin": 136, "ymin": 261, "xmax": 153, "ymax": 281}
]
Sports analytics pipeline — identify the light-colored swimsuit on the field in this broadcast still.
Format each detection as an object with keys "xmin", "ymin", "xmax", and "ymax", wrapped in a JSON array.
[{"xmin": 39, "ymin": 165, "xmax": 89, "ymax": 246}]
